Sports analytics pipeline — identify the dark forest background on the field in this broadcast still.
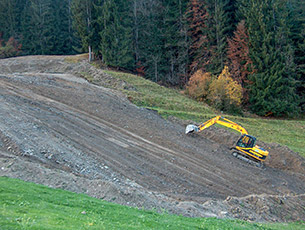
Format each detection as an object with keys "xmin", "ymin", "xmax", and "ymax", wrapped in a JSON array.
[{"xmin": 0, "ymin": 0, "xmax": 304, "ymax": 116}]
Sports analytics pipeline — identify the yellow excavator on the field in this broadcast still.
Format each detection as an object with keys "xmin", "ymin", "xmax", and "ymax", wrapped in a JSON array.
[{"xmin": 185, "ymin": 116, "xmax": 269, "ymax": 167}]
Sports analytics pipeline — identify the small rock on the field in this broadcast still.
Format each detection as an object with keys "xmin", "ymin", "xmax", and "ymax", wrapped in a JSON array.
[
  {"xmin": 81, "ymin": 211, "xmax": 86, "ymax": 215},
  {"xmin": 219, "ymin": 211, "xmax": 228, "ymax": 216}
]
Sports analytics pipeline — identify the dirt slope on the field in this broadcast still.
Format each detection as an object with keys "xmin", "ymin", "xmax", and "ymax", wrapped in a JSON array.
[{"xmin": 0, "ymin": 55, "xmax": 304, "ymax": 222}]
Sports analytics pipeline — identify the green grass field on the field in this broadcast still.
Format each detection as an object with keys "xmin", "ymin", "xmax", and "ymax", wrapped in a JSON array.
[
  {"xmin": 104, "ymin": 70, "xmax": 305, "ymax": 157},
  {"xmin": 1, "ymin": 177, "xmax": 304, "ymax": 230}
]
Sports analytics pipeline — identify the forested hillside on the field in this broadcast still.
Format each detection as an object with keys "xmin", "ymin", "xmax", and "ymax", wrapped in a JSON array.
[{"xmin": 0, "ymin": 0, "xmax": 304, "ymax": 116}]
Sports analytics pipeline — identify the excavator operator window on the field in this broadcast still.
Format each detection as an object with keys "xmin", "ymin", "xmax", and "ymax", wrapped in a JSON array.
[
  {"xmin": 237, "ymin": 136, "xmax": 246, "ymax": 148},
  {"xmin": 237, "ymin": 135, "xmax": 255, "ymax": 148},
  {"xmin": 247, "ymin": 136, "xmax": 255, "ymax": 148}
]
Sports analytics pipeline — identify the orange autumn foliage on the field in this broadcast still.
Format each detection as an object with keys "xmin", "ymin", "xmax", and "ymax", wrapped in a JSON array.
[
  {"xmin": 186, "ymin": 69, "xmax": 212, "ymax": 100},
  {"xmin": 186, "ymin": 66, "xmax": 243, "ymax": 111},
  {"xmin": 227, "ymin": 20, "xmax": 254, "ymax": 85}
]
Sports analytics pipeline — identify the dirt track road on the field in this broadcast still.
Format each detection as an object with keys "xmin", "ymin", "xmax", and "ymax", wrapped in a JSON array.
[{"xmin": 1, "ymin": 56, "xmax": 305, "ymax": 222}]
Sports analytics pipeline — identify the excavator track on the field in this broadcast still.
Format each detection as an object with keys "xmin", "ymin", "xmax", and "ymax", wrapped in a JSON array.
[{"xmin": 231, "ymin": 150, "xmax": 264, "ymax": 168}]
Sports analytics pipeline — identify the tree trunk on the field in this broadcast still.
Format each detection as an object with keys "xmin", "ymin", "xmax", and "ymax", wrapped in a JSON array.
[{"xmin": 89, "ymin": 45, "xmax": 92, "ymax": 62}]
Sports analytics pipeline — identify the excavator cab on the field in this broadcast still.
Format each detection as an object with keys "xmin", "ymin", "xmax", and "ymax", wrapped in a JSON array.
[{"xmin": 236, "ymin": 134, "xmax": 256, "ymax": 148}]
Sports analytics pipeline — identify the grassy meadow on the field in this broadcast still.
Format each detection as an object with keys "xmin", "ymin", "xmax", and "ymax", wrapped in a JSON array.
[{"xmin": 1, "ymin": 177, "xmax": 304, "ymax": 230}]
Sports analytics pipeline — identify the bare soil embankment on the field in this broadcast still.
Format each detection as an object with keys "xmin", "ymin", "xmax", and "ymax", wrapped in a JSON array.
[{"xmin": 0, "ymin": 55, "xmax": 304, "ymax": 222}]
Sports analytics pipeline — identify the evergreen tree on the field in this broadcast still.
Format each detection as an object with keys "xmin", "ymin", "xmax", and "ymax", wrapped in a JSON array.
[
  {"xmin": 238, "ymin": 0, "xmax": 299, "ymax": 116},
  {"xmin": 187, "ymin": 0, "xmax": 233, "ymax": 75},
  {"xmin": 0, "ymin": 0, "xmax": 18, "ymax": 39},
  {"xmin": 71, "ymin": 0, "xmax": 96, "ymax": 60},
  {"xmin": 91, "ymin": 0, "xmax": 104, "ymax": 57},
  {"xmin": 204, "ymin": 0, "xmax": 232, "ymax": 74},
  {"xmin": 99, "ymin": 0, "xmax": 134, "ymax": 70},
  {"xmin": 0, "ymin": 0, "xmax": 26, "ymax": 41},
  {"xmin": 287, "ymin": 0, "xmax": 305, "ymax": 112},
  {"xmin": 137, "ymin": 0, "xmax": 165, "ymax": 82},
  {"xmin": 0, "ymin": 0, "xmax": 78, "ymax": 55},
  {"xmin": 187, "ymin": 0, "xmax": 209, "ymax": 74},
  {"xmin": 51, "ymin": 0, "xmax": 78, "ymax": 54},
  {"xmin": 21, "ymin": 0, "xmax": 54, "ymax": 55},
  {"xmin": 162, "ymin": 0, "xmax": 189, "ymax": 85},
  {"xmin": 131, "ymin": 0, "xmax": 142, "ymax": 68}
]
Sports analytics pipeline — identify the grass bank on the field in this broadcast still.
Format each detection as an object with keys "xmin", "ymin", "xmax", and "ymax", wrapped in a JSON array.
[
  {"xmin": 1, "ymin": 177, "xmax": 304, "ymax": 230},
  {"xmin": 104, "ymin": 71, "xmax": 305, "ymax": 157}
]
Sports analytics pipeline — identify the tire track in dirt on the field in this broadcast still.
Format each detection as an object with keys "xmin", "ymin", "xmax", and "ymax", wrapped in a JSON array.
[
  {"xmin": 1, "ymin": 78, "xmax": 276, "ymax": 199},
  {"xmin": 1, "ymin": 80, "xmax": 233, "ymax": 197},
  {"xmin": 1, "ymin": 56, "xmax": 305, "ymax": 222}
]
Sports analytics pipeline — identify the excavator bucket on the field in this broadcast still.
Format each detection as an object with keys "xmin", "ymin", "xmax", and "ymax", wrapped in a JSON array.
[{"xmin": 185, "ymin": 124, "xmax": 199, "ymax": 134}]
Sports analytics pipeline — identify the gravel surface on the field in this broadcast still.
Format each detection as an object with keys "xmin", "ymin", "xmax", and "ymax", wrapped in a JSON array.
[{"xmin": 0, "ymin": 55, "xmax": 304, "ymax": 222}]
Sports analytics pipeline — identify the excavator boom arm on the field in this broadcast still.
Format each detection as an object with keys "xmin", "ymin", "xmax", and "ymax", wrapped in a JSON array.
[
  {"xmin": 197, "ymin": 116, "xmax": 220, "ymax": 131},
  {"xmin": 215, "ymin": 119, "xmax": 248, "ymax": 135},
  {"xmin": 195, "ymin": 116, "xmax": 248, "ymax": 135}
]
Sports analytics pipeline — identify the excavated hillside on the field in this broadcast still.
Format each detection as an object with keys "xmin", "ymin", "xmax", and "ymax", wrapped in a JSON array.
[{"xmin": 0, "ymin": 55, "xmax": 304, "ymax": 222}]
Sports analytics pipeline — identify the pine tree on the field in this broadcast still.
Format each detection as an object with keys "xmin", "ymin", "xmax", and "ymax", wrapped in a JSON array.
[
  {"xmin": 21, "ymin": 0, "xmax": 54, "ymax": 55},
  {"xmin": 204, "ymin": 0, "xmax": 232, "ymax": 74},
  {"xmin": 238, "ymin": 0, "xmax": 299, "ymax": 116},
  {"xmin": 287, "ymin": 0, "xmax": 305, "ymax": 112},
  {"xmin": 187, "ymin": 0, "xmax": 209, "ymax": 74},
  {"xmin": 71, "ymin": 0, "xmax": 96, "ymax": 60},
  {"xmin": 99, "ymin": 0, "xmax": 134, "ymax": 70},
  {"xmin": 0, "ymin": 0, "xmax": 18, "ymax": 39},
  {"xmin": 131, "ymin": 0, "xmax": 141, "ymax": 67},
  {"xmin": 227, "ymin": 20, "xmax": 254, "ymax": 85},
  {"xmin": 187, "ymin": 0, "xmax": 233, "ymax": 75},
  {"xmin": 51, "ymin": 0, "xmax": 78, "ymax": 54},
  {"xmin": 137, "ymin": 0, "xmax": 165, "ymax": 82},
  {"xmin": 162, "ymin": 0, "xmax": 189, "ymax": 85},
  {"xmin": 0, "ymin": 0, "xmax": 26, "ymax": 41},
  {"xmin": 91, "ymin": 0, "xmax": 104, "ymax": 57},
  {"xmin": 0, "ymin": 0, "xmax": 78, "ymax": 55}
]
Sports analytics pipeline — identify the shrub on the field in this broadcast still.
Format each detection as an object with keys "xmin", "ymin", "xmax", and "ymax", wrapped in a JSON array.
[
  {"xmin": 207, "ymin": 66, "xmax": 243, "ymax": 112},
  {"xmin": 0, "ymin": 37, "xmax": 22, "ymax": 59},
  {"xmin": 186, "ymin": 69, "xmax": 213, "ymax": 101},
  {"xmin": 186, "ymin": 66, "xmax": 243, "ymax": 113}
]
